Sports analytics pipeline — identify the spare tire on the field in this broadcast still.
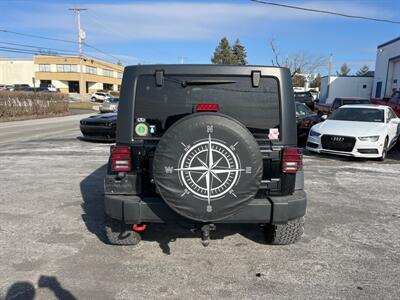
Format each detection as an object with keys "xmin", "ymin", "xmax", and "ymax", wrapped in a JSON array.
[{"xmin": 153, "ymin": 113, "xmax": 263, "ymax": 222}]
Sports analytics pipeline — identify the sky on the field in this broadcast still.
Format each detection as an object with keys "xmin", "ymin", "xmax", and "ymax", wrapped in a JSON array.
[{"xmin": 0, "ymin": 0, "xmax": 400, "ymax": 75}]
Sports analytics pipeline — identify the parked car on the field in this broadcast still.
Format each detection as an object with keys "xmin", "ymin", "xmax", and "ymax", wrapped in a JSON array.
[
  {"xmin": 43, "ymin": 84, "xmax": 58, "ymax": 92},
  {"xmin": 103, "ymin": 64, "xmax": 306, "ymax": 247},
  {"xmin": 307, "ymin": 105, "xmax": 400, "ymax": 161},
  {"xmin": 0, "ymin": 84, "xmax": 6, "ymax": 90},
  {"xmin": 79, "ymin": 113, "xmax": 117, "ymax": 142},
  {"xmin": 294, "ymin": 91, "xmax": 315, "ymax": 110},
  {"xmin": 296, "ymin": 102, "xmax": 321, "ymax": 140},
  {"xmin": 308, "ymin": 89, "xmax": 319, "ymax": 101},
  {"xmin": 13, "ymin": 84, "xmax": 31, "ymax": 91},
  {"xmin": 91, "ymin": 92, "xmax": 112, "ymax": 102},
  {"xmin": 372, "ymin": 91, "xmax": 400, "ymax": 117},
  {"xmin": 100, "ymin": 97, "xmax": 119, "ymax": 113},
  {"xmin": 314, "ymin": 97, "xmax": 371, "ymax": 117}
]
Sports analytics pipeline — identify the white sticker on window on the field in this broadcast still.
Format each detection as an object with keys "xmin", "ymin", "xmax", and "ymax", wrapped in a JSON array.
[{"xmin": 268, "ymin": 128, "xmax": 280, "ymax": 140}]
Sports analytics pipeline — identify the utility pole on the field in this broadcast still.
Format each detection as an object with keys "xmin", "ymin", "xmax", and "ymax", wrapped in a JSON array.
[
  {"xmin": 179, "ymin": 56, "xmax": 187, "ymax": 64},
  {"xmin": 69, "ymin": 8, "xmax": 87, "ymax": 101},
  {"xmin": 328, "ymin": 53, "xmax": 333, "ymax": 77}
]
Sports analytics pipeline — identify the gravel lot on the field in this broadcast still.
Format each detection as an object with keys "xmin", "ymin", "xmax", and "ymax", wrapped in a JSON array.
[{"xmin": 1, "ymin": 116, "xmax": 400, "ymax": 299}]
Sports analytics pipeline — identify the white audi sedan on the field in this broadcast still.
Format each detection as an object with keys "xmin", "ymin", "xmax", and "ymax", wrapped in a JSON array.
[{"xmin": 306, "ymin": 105, "xmax": 400, "ymax": 160}]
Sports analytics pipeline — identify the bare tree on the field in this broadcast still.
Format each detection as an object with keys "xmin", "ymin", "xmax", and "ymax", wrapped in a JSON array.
[{"xmin": 269, "ymin": 39, "xmax": 326, "ymax": 77}]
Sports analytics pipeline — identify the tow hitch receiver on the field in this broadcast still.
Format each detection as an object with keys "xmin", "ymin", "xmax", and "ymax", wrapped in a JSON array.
[{"xmin": 200, "ymin": 224, "xmax": 216, "ymax": 247}]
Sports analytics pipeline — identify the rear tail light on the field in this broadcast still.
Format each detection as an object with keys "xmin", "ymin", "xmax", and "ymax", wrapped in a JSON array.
[
  {"xmin": 195, "ymin": 103, "xmax": 220, "ymax": 112},
  {"xmin": 282, "ymin": 148, "xmax": 302, "ymax": 173},
  {"xmin": 111, "ymin": 146, "xmax": 131, "ymax": 172}
]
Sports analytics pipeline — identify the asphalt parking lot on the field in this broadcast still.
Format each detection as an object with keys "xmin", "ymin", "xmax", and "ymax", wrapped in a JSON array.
[{"xmin": 1, "ymin": 116, "xmax": 400, "ymax": 299}]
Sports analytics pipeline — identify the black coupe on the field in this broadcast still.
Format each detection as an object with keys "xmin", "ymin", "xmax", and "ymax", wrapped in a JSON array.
[
  {"xmin": 296, "ymin": 102, "xmax": 320, "ymax": 140},
  {"xmin": 80, "ymin": 113, "xmax": 117, "ymax": 142}
]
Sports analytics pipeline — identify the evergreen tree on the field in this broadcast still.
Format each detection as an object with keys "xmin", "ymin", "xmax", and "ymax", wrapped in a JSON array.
[
  {"xmin": 232, "ymin": 38, "xmax": 247, "ymax": 65},
  {"xmin": 356, "ymin": 65, "xmax": 370, "ymax": 76},
  {"xmin": 310, "ymin": 73, "xmax": 321, "ymax": 88},
  {"xmin": 211, "ymin": 37, "xmax": 234, "ymax": 64},
  {"xmin": 292, "ymin": 74, "xmax": 305, "ymax": 87},
  {"xmin": 337, "ymin": 63, "xmax": 351, "ymax": 76}
]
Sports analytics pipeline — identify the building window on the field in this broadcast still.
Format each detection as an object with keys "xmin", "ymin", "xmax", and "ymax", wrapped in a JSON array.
[
  {"xmin": 68, "ymin": 81, "xmax": 80, "ymax": 93},
  {"xmin": 57, "ymin": 64, "xmax": 78, "ymax": 72},
  {"xmin": 40, "ymin": 80, "xmax": 51, "ymax": 88},
  {"xmin": 103, "ymin": 69, "xmax": 114, "ymax": 77},
  {"xmin": 362, "ymin": 84, "xmax": 367, "ymax": 89},
  {"xmin": 117, "ymin": 72, "xmax": 122, "ymax": 79},
  {"xmin": 103, "ymin": 83, "xmax": 113, "ymax": 90},
  {"xmin": 86, "ymin": 66, "xmax": 97, "ymax": 75},
  {"xmin": 39, "ymin": 64, "xmax": 51, "ymax": 72}
]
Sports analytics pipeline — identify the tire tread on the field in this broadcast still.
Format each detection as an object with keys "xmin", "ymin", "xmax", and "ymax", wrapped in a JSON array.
[
  {"xmin": 265, "ymin": 217, "xmax": 304, "ymax": 245},
  {"xmin": 104, "ymin": 215, "xmax": 141, "ymax": 246}
]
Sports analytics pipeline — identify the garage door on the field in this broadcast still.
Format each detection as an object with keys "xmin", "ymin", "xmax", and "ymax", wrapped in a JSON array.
[{"xmin": 389, "ymin": 60, "xmax": 400, "ymax": 93}]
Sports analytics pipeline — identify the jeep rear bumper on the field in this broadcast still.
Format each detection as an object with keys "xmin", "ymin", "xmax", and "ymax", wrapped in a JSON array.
[{"xmin": 104, "ymin": 191, "xmax": 307, "ymax": 224}]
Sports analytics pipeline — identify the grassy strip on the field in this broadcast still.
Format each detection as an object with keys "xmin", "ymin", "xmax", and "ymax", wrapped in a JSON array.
[{"xmin": 0, "ymin": 91, "xmax": 69, "ymax": 121}]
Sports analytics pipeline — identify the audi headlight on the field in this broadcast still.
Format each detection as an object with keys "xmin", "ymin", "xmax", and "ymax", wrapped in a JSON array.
[
  {"xmin": 358, "ymin": 136, "xmax": 380, "ymax": 142},
  {"xmin": 309, "ymin": 130, "xmax": 321, "ymax": 137}
]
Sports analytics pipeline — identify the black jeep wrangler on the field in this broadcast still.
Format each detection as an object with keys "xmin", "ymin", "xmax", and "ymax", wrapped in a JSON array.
[{"xmin": 104, "ymin": 65, "xmax": 306, "ymax": 246}]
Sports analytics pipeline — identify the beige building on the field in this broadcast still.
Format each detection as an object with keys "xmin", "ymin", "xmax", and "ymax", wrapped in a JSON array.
[{"xmin": 0, "ymin": 55, "xmax": 123, "ymax": 94}]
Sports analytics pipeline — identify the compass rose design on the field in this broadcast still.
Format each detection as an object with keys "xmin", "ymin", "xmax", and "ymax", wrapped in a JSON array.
[{"xmin": 165, "ymin": 125, "xmax": 252, "ymax": 213}]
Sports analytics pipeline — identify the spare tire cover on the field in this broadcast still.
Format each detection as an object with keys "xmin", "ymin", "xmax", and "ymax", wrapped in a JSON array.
[{"xmin": 153, "ymin": 113, "xmax": 263, "ymax": 222}]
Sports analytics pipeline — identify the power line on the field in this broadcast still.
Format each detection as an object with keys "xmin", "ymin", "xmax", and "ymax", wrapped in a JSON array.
[
  {"xmin": 0, "ymin": 28, "xmax": 125, "ymax": 64},
  {"xmin": 84, "ymin": 42, "xmax": 124, "ymax": 64},
  {"xmin": 0, "ymin": 42, "xmax": 77, "ymax": 55},
  {"xmin": 0, "ymin": 47, "xmax": 69, "ymax": 56},
  {"xmin": 0, "ymin": 46, "xmax": 75, "ymax": 56},
  {"xmin": 85, "ymin": 11, "xmax": 126, "ymax": 40},
  {"xmin": 0, "ymin": 29, "xmax": 78, "ymax": 44},
  {"xmin": 0, "ymin": 48, "xmax": 41, "ymax": 55},
  {"xmin": 250, "ymin": 0, "xmax": 400, "ymax": 25}
]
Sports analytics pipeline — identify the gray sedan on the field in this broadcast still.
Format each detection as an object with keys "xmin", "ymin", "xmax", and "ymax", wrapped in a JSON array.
[{"xmin": 100, "ymin": 97, "xmax": 119, "ymax": 113}]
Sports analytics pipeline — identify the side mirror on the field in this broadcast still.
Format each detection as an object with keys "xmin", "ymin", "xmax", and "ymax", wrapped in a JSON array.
[{"xmin": 321, "ymin": 115, "xmax": 328, "ymax": 121}]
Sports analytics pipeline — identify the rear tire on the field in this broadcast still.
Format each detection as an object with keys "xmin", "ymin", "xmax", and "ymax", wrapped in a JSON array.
[
  {"xmin": 264, "ymin": 217, "xmax": 304, "ymax": 245},
  {"xmin": 91, "ymin": 97, "xmax": 96, "ymax": 102},
  {"xmin": 104, "ymin": 215, "xmax": 141, "ymax": 246}
]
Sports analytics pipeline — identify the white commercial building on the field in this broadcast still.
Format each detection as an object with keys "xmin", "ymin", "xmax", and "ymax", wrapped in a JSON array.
[
  {"xmin": 0, "ymin": 58, "xmax": 35, "ymax": 86},
  {"xmin": 372, "ymin": 37, "xmax": 400, "ymax": 99},
  {"xmin": 319, "ymin": 75, "xmax": 373, "ymax": 104}
]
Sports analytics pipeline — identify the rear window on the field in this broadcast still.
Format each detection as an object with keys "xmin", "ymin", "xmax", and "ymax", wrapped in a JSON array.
[
  {"xmin": 133, "ymin": 75, "xmax": 280, "ymax": 138},
  {"xmin": 342, "ymin": 99, "xmax": 370, "ymax": 105}
]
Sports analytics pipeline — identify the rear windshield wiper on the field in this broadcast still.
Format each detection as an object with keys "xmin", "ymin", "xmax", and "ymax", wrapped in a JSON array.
[{"xmin": 164, "ymin": 76, "xmax": 236, "ymax": 87}]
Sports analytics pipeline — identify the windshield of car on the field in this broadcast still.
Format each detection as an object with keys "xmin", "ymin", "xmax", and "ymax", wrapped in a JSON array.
[
  {"xmin": 330, "ymin": 107, "xmax": 384, "ymax": 123},
  {"xmin": 294, "ymin": 92, "xmax": 312, "ymax": 98},
  {"xmin": 296, "ymin": 103, "xmax": 313, "ymax": 116},
  {"xmin": 134, "ymin": 74, "xmax": 280, "ymax": 138}
]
